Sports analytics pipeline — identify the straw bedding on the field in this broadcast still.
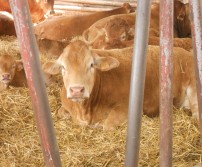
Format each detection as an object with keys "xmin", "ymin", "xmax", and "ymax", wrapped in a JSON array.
[{"xmin": 0, "ymin": 35, "xmax": 201, "ymax": 167}]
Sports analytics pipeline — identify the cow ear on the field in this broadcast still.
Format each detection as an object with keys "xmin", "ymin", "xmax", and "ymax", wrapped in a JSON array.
[
  {"xmin": 15, "ymin": 60, "xmax": 24, "ymax": 71},
  {"xmin": 93, "ymin": 55, "xmax": 120, "ymax": 71},
  {"xmin": 42, "ymin": 61, "xmax": 61, "ymax": 75}
]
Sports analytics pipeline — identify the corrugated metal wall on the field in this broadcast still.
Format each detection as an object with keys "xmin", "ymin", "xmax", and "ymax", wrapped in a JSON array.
[{"xmin": 54, "ymin": 0, "xmax": 188, "ymax": 13}]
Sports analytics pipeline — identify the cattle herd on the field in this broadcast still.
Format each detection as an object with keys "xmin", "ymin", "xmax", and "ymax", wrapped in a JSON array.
[
  {"xmin": 0, "ymin": 0, "xmax": 197, "ymax": 130},
  {"xmin": 0, "ymin": 0, "xmax": 201, "ymax": 166}
]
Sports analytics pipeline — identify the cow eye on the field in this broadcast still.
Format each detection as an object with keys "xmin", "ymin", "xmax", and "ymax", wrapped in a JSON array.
[
  {"xmin": 120, "ymin": 33, "xmax": 126, "ymax": 41},
  {"xmin": 90, "ymin": 63, "xmax": 94, "ymax": 68}
]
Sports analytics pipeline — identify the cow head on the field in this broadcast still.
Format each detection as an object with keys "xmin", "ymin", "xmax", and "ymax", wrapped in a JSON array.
[
  {"xmin": 174, "ymin": 0, "xmax": 191, "ymax": 37},
  {"xmin": 104, "ymin": 18, "xmax": 133, "ymax": 42},
  {"xmin": 0, "ymin": 55, "xmax": 23, "ymax": 87},
  {"xmin": 43, "ymin": 40, "xmax": 119, "ymax": 102},
  {"xmin": 83, "ymin": 18, "xmax": 134, "ymax": 49}
]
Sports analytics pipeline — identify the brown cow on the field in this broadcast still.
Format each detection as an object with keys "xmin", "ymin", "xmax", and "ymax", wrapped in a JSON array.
[
  {"xmin": 81, "ymin": 3, "xmax": 161, "ymax": 47},
  {"xmin": 0, "ymin": 12, "xmax": 16, "ymax": 36},
  {"xmin": 0, "ymin": 0, "xmax": 54, "ymax": 23},
  {"xmin": 0, "ymin": 55, "xmax": 27, "ymax": 91},
  {"xmin": 148, "ymin": 36, "xmax": 193, "ymax": 51},
  {"xmin": 35, "ymin": 3, "xmax": 134, "ymax": 57},
  {"xmin": 0, "ymin": 54, "xmax": 53, "ymax": 90},
  {"xmin": 82, "ymin": 13, "xmax": 192, "ymax": 50},
  {"xmin": 43, "ymin": 39, "xmax": 198, "ymax": 130},
  {"xmin": 174, "ymin": 0, "xmax": 191, "ymax": 38},
  {"xmin": 40, "ymin": 0, "xmax": 55, "ymax": 16},
  {"xmin": 0, "ymin": 0, "xmax": 10, "ymax": 12},
  {"xmin": 102, "ymin": 37, "xmax": 193, "ymax": 51},
  {"xmin": 34, "ymin": 3, "xmax": 135, "ymax": 42},
  {"xmin": 151, "ymin": 0, "xmax": 191, "ymax": 37},
  {"xmin": 82, "ymin": 13, "xmax": 135, "ymax": 49},
  {"xmin": 83, "ymin": 0, "xmax": 191, "ymax": 49}
]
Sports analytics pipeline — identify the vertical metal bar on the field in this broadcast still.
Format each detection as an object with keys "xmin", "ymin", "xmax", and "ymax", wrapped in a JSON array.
[
  {"xmin": 159, "ymin": 0, "xmax": 173, "ymax": 167},
  {"xmin": 125, "ymin": 0, "xmax": 152, "ymax": 167},
  {"xmin": 9, "ymin": 0, "xmax": 62, "ymax": 166},
  {"xmin": 200, "ymin": 0, "xmax": 202, "ymax": 26},
  {"xmin": 189, "ymin": 0, "xmax": 202, "ymax": 144}
]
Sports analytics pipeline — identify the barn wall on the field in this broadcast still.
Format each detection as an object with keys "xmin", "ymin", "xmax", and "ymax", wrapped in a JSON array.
[{"xmin": 54, "ymin": 0, "xmax": 188, "ymax": 13}]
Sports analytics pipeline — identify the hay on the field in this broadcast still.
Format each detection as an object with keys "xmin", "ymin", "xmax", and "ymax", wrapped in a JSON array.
[
  {"xmin": 0, "ymin": 35, "xmax": 202, "ymax": 167},
  {"xmin": 0, "ymin": 35, "xmax": 21, "ymax": 58}
]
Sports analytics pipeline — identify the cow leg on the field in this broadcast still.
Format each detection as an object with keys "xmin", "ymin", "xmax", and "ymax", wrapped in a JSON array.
[
  {"xmin": 103, "ymin": 106, "xmax": 127, "ymax": 130},
  {"xmin": 57, "ymin": 106, "xmax": 72, "ymax": 120},
  {"xmin": 0, "ymin": 83, "xmax": 8, "ymax": 92},
  {"xmin": 186, "ymin": 86, "xmax": 199, "ymax": 119}
]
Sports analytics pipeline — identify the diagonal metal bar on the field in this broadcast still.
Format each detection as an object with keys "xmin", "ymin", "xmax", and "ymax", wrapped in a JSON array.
[
  {"xmin": 9, "ymin": 0, "xmax": 62, "ymax": 166},
  {"xmin": 189, "ymin": 0, "xmax": 202, "ymax": 144},
  {"xmin": 125, "ymin": 0, "xmax": 152, "ymax": 167},
  {"xmin": 159, "ymin": 0, "xmax": 174, "ymax": 167}
]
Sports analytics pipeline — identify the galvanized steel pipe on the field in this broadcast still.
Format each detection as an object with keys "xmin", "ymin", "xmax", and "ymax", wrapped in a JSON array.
[
  {"xmin": 125, "ymin": 0, "xmax": 152, "ymax": 167},
  {"xmin": 189, "ymin": 0, "xmax": 202, "ymax": 144},
  {"xmin": 200, "ymin": 0, "xmax": 202, "ymax": 26},
  {"xmin": 9, "ymin": 0, "xmax": 62, "ymax": 166},
  {"xmin": 159, "ymin": 0, "xmax": 174, "ymax": 167}
]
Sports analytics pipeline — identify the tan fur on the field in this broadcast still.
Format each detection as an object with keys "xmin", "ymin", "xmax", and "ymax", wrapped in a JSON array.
[
  {"xmin": 37, "ymin": 38, "xmax": 68, "ymax": 58},
  {"xmin": 174, "ymin": 0, "xmax": 191, "ymax": 37},
  {"xmin": 150, "ymin": 1, "xmax": 191, "ymax": 38},
  {"xmin": 83, "ymin": 31, "xmax": 192, "ymax": 51},
  {"xmin": 82, "ymin": 0, "xmax": 191, "ymax": 50},
  {"xmin": 0, "ymin": 55, "xmax": 56, "ymax": 89},
  {"xmin": 34, "ymin": 3, "xmax": 134, "ymax": 42},
  {"xmin": 0, "ymin": 12, "xmax": 16, "ymax": 36},
  {"xmin": 0, "ymin": 0, "xmax": 54, "ymax": 23},
  {"xmin": 148, "ymin": 37, "xmax": 193, "ymax": 51},
  {"xmin": 0, "ymin": 55, "xmax": 27, "ymax": 91},
  {"xmin": 43, "ymin": 40, "xmax": 197, "ymax": 130}
]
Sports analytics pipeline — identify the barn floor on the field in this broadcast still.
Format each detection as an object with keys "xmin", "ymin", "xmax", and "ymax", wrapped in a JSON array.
[{"xmin": 0, "ymin": 34, "xmax": 201, "ymax": 167}]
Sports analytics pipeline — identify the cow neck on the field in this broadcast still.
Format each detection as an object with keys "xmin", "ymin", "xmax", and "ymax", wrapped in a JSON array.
[
  {"xmin": 71, "ymin": 72, "xmax": 102, "ymax": 125},
  {"xmin": 11, "ymin": 69, "xmax": 27, "ymax": 87},
  {"xmin": 83, "ymin": 71, "xmax": 102, "ymax": 113}
]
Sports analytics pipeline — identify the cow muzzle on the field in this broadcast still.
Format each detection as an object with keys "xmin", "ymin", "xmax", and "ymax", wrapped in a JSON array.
[
  {"xmin": 67, "ymin": 85, "xmax": 89, "ymax": 102},
  {"xmin": 1, "ymin": 73, "xmax": 11, "ymax": 84}
]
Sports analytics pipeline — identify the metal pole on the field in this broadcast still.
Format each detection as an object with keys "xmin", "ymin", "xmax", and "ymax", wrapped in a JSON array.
[
  {"xmin": 159, "ymin": 0, "xmax": 173, "ymax": 167},
  {"xmin": 125, "ymin": 0, "xmax": 152, "ymax": 167},
  {"xmin": 189, "ymin": 0, "xmax": 202, "ymax": 144},
  {"xmin": 200, "ymin": 0, "xmax": 202, "ymax": 26},
  {"xmin": 9, "ymin": 0, "xmax": 62, "ymax": 166}
]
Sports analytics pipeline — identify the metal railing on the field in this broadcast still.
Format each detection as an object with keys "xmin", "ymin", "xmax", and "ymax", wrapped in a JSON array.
[
  {"xmin": 9, "ymin": 0, "xmax": 62, "ymax": 166},
  {"xmin": 8, "ymin": 0, "xmax": 202, "ymax": 166},
  {"xmin": 125, "ymin": 0, "xmax": 202, "ymax": 166},
  {"xmin": 189, "ymin": 0, "xmax": 202, "ymax": 144},
  {"xmin": 125, "ymin": 1, "xmax": 152, "ymax": 166}
]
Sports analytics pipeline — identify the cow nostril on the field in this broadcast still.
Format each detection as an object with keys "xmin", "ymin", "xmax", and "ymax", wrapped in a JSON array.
[
  {"xmin": 70, "ymin": 86, "xmax": 85, "ymax": 94},
  {"xmin": 80, "ymin": 87, "xmax": 84, "ymax": 93},
  {"xmin": 70, "ymin": 87, "xmax": 74, "ymax": 93}
]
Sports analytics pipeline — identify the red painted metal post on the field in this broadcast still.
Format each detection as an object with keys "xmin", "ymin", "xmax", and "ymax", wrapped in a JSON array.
[
  {"xmin": 125, "ymin": 0, "xmax": 152, "ymax": 167},
  {"xmin": 159, "ymin": 0, "xmax": 173, "ymax": 167},
  {"xmin": 189, "ymin": 0, "xmax": 202, "ymax": 144},
  {"xmin": 9, "ymin": 0, "xmax": 62, "ymax": 166}
]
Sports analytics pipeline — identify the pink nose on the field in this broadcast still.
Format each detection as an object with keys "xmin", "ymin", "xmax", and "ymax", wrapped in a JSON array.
[
  {"xmin": 2, "ymin": 73, "xmax": 11, "ymax": 80},
  {"xmin": 69, "ymin": 86, "xmax": 85, "ymax": 97}
]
